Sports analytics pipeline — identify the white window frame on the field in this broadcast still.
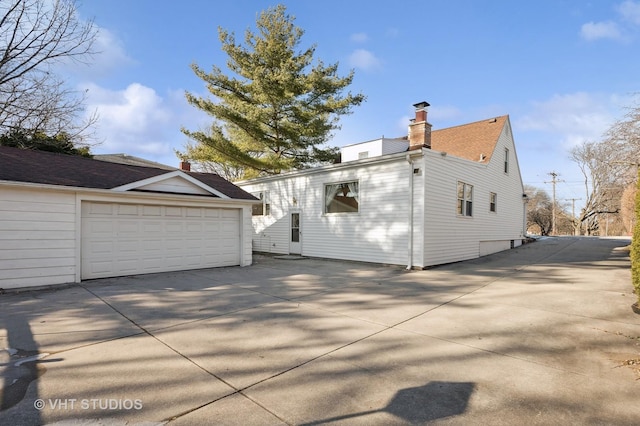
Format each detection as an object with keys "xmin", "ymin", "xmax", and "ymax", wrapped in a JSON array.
[
  {"xmin": 251, "ymin": 191, "xmax": 270, "ymax": 216},
  {"xmin": 504, "ymin": 148, "xmax": 509, "ymax": 174},
  {"xmin": 490, "ymin": 192, "xmax": 497, "ymax": 213},
  {"xmin": 457, "ymin": 181, "xmax": 473, "ymax": 217},
  {"xmin": 324, "ymin": 181, "xmax": 359, "ymax": 214}
]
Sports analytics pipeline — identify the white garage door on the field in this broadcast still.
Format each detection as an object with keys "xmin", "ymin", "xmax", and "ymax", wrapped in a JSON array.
[{"xmin": 81, "ymin": 202, "xmax": 241, "ymax": 279}]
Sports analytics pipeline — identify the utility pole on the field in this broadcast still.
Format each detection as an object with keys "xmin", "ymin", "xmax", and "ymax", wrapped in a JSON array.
[
  {"xmin": 565, "ymin": 198, "xmax": 582, "ymax": 235},
  {"xmin": 545, "ymin": 172, "xmax": 562, "ymax": 235}
]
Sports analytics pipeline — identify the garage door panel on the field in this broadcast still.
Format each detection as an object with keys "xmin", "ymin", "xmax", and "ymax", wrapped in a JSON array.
[
  {"xmin": 118, "ymin": 221, "xmax": 140, "ymax": 235},
  {"xmin": 116, "ymin": 259, "xmax": 140, "ymax": 273},
  {"xmin": 87, "ymin": 220, "xmax": 114, "ymax": 235},
  {"xmin": 90, "ymin": 261, "xmax": 113, "ymax": 275},
  {"xmin": 166, "ymin": 222, "xmax": 184, "ymax": 233},
  {"xmin": 117, "ymin": 204, "xmax": 138, "ymax": 215},
  {"xmin": 116, "ymin": 240, "xmax": 139, "ymax": 252},
  {"xmin": 186, "ymin": 223, "xmax": 203, "ymax": 233},
  {"xmin": 204, "ymin": 209, "xmax": 220, "ymax": 218},
  {"xmin": 143, "ymin": 205, "xmax": 162, "ymax": 216},
  {"xmin": 165, "ymin": 207, "xmax": 182, "ymax": 217},
  {"xmin": 142, "ymin": 257, "xmax": 164, "ymax": 271},
  {"xmin": 88, "ymin": 240, "xmax": 113, "ymax": 254},
  {"xmin": 142, "ymin": 221, "xmax": 163, "ymax": 233},
  {"xmin": 221, "ymin": 209, "xmax": 238, "ymax": 219},
  {"xmin": 82, "ymin": 202, "xmax": 240, "ymax": 279},
  {"xmin": 86, "ymin": 203, "xmax": 113, "ymax": 215}
]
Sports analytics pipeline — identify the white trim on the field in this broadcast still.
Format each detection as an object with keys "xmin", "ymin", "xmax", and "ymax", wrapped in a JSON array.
[
  {"xmin": 0, "ymin": 180, "xmax": 254, "ymax": 206},
  {"xmin": 111, "ymin": 170, "xmax": 230, "ymax": 198},
  {"xmin": 75, "ymin": 193, "xmax": 82, "ymax": 282}
]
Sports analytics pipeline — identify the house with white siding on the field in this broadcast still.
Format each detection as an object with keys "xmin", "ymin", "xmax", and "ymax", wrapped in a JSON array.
[
  {"xmin": 238, "ymin": 102, "xmax": 527, "ymax": 268},
  {"xmin": 0, "ymin": 147, "xmax": 257, "ymax": 290}
]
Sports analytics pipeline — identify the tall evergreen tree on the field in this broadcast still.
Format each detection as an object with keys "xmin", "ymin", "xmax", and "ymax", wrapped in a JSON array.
[{"xmin": 180, "ymin": 4, "xmax": 365, "ymax": 178}]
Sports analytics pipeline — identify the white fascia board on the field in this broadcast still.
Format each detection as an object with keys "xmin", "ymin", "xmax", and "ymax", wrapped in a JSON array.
[
  {"xmin": 111, "ymin": 170, "xmax": 230, "ymax": 199},
  {"xmin": 0, "ymin": 180, "xmax": 254, "ymax": 206}
]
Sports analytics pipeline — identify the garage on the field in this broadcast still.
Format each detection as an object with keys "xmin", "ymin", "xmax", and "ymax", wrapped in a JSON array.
[
  {"xmin": 81, "ymin": 202, "xmax": 241, "ymax": 279},
  {"xmin": 0, "ymin": 146, "xmax": 258, "ymax": 289}
]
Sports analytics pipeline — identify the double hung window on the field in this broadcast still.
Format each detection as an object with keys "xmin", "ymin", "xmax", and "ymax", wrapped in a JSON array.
[{"xmin": 457, "ymin": 182, "xmax": 473, "ymax": 217}]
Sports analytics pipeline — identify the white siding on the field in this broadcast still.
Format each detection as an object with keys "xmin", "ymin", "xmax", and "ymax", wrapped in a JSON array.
[
  {"xmin": 241, "ymin": 157, "xmax": 417, "ymax": 266},
  {"xmin": 0, "ymin": 184, "xmax": 254, "ymax": 289},
  {"xmin": 0, "ymin": 187, "xmax": 76, "ymax": 288},
  {"xmin": 240, "ymin": 206, "xmax": 253, "ymax": 266},
  {"xmin": 422, "ymin": 119, "xmax": 525, "ymax": 266},
  {"xmin": 240, "ymin": 118, "xmax": 525, "ymax": 269},
  {"xmin": 341, "ymin": 138, "xmax": 409, "ymax": 162}
]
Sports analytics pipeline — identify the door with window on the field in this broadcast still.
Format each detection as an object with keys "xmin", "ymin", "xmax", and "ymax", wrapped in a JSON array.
[{"xmin": 289, "ymin": 212, "xmax": 301, "ymax": 254}]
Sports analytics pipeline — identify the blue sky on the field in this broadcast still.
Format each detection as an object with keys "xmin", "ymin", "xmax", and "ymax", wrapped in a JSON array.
[{"xmin": 70, "ymin": 1, "xmax": 640, "ymax": 210}]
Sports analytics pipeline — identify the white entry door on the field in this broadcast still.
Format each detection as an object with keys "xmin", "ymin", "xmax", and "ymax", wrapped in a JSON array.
[{"xmin": 289, "ymin": 212, "xmax": 301, "ymax": 254}]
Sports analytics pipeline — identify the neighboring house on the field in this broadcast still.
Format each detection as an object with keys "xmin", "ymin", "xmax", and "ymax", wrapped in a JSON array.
[
  {"xmin": 238, "ymin": 102, "xmax": 527, "ymax": 269},
  {"xmin": 0, "ymin": 146, "xmax": 258, "ymax": 290}
]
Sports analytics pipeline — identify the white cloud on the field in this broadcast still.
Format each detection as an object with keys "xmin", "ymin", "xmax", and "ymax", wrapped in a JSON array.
[
  {"xmin": 580, "ymin": 21, "xmax": 623, "ymax": 41},
  {"xmin": 618, "ymin": 0, "xmax": 640, "ymax": 25},
  {"xmin": 348, "ymin": 49, "xmax": 382, "ymax": 71},
  {"xmin": 516, "ymin": 92, "xmax": 618, "ymax": 148},
  {"xmin": 91, "ymin": 27, "xmax": 135, "ymax": 73},
  {"xmin": 60, "ymin": 25, "xmax": 134, "ymax": 79},
  {"xmin": 82, "ymin": 83, "xmax": 176, "ymax": 157},
  {"xmin": 579, "ymin": 1, "xmax": 640, "ymax": 42},
  {"xmin": 350, "ymin": 32, "xmax": 369, "ymax": 43}
]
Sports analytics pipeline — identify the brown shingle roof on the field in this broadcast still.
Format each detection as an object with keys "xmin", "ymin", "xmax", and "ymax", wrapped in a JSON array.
[
  {"xmin": 0, "ymin": 146, "xmax": 257, "ymax": 200},
  {"xmin": 431, "ymin": 115, "xmax": 508, "ymax": 163}
]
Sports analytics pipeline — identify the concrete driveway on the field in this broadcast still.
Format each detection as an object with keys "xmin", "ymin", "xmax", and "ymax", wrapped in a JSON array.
[{"xmin": 1, "ymin": 237, "xmax": 639, "ymax": 425}]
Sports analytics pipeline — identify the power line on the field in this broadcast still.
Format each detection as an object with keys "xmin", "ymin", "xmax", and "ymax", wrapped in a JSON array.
[
  {"xmin": 564, "ymin": 198, "xmax": 582, "ymax": 235},
  {"xmin": 545, "ymin": 171, "xmax": 564, "ymax": 235}
]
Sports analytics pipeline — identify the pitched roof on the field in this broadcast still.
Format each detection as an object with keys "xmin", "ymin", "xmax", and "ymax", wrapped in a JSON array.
[
  {"xmin": 94, "ymin": 153, "xmax": 176, "ymax": 170},
  {"xmin": 0, "ymin": 146, "xmax": 256, "ymax": 200},
  {"xmin": 430, "ymin": 115, "xmax": 508, "ymax": 163}
]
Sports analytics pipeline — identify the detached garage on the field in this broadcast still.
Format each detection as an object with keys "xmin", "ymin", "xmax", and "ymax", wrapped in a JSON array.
[{"xmin": 0, "ymin": 146, "xmax": 258, "ymax": 290}]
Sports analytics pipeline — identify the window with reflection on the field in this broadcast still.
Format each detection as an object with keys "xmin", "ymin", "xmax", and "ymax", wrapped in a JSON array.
[{"xmin": 324, "ymin": 181, "xmax": 359, "ymax": 213}]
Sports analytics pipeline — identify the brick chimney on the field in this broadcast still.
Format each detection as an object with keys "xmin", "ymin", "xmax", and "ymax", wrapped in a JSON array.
[
  {"xmin": 179, "ymin": 161, "xmax": 191, "ymax": 171},
  {"xmin": 408, "ymin": 101, "xmax": 432, "ymax": 150}
]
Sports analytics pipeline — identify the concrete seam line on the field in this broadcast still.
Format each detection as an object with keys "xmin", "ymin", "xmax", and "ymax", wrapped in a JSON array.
[
  {"xmin": 79, "ymin": 285, "xmax": 242, "ymax": 390},
  {"xmin": 80, "ymin": 284, "xmax": 293, "ymax": 425}
]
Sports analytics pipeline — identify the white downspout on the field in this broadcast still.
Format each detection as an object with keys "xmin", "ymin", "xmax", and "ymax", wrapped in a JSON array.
[{"xmin": 406, "ymin": 154, "xmax": 414, "ymax": 270}]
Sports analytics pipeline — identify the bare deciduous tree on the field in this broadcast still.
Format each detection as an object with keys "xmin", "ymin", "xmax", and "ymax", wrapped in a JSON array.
[
  {"xmin": 525, "ymin": 185, "xmax": 553, "ymax": 235},
  {"xmin": 606, "ymin": 95, "xmax": 640, "ymax": 165},
  {"xmin": 0, "ymin": 0, "xmax": 98, "ymax": 144},
  {"xmin": 570, "ymin": 140, "xmax": 628, "ymax": 235}
]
